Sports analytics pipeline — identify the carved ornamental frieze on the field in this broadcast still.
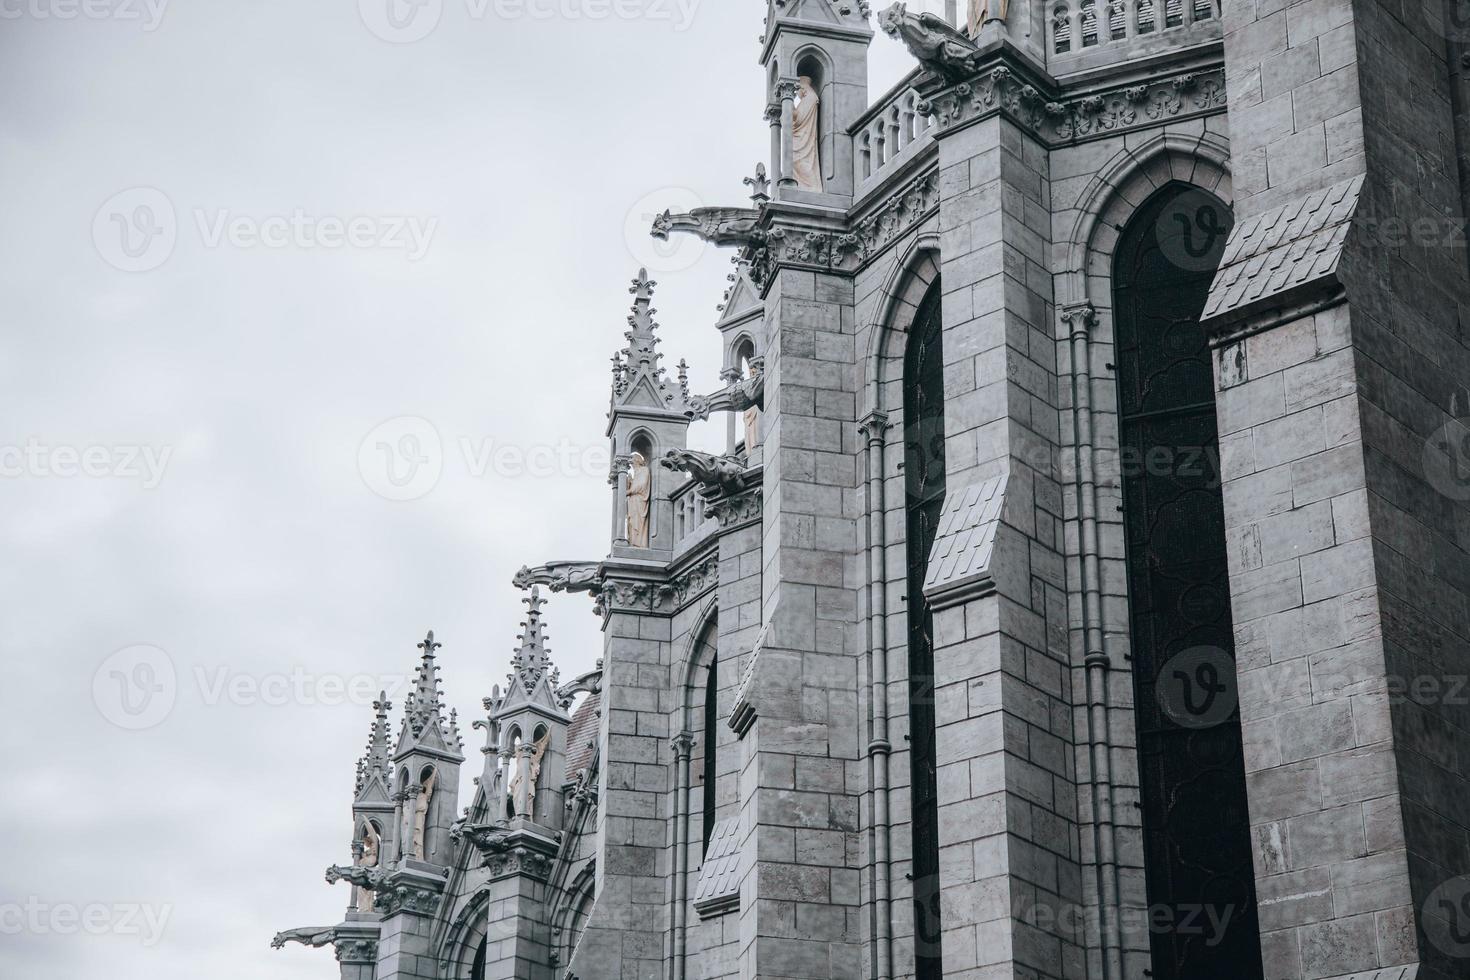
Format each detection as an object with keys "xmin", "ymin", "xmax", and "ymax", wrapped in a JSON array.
[
  {"xmin": 916, "ymin": 64, "xmax": 1227, "ymax": 142},
  {"xmin": 600, "ymin": 553, "xmax": 719, "ymax": 615}
]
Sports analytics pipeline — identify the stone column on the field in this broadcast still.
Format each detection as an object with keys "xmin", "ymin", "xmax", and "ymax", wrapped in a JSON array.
[
  {"xmin": 1205, "ymin": 4, "xmax": 1470, "ymax": 979},
  {"xmin": 777, "ymin": 79, "xmax": 799, "ymax": 189},
  {"xmin": 731, "ymin": 263, "xmax": 864, "ymax": 980},
  {"xmin": 915, "ymin": 93, "xmax": 1083, "ymax": 980}
]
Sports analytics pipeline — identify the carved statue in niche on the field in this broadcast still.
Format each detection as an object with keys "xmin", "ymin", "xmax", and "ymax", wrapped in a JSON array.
[
  {"xmin": 969, "ymin": 0, "xmax": 1005, "ymax": 33},
  {"xmin": 792, "ymin": 76, "xmax": 822, "ymax": 192},
  {"xmin": 354, "ymin": 823, "xmax": 380, "ymax": 911},
  {"xmin": 625, "ymin": 451, "xmax": 651, "ymax": 547},
  {"xmin": 507, "ymin": 730, "xmax": 550, "ymax": 820},
  {"xmin": 411, "ymin": 769, "xmax": 435, "ymax": 860}
]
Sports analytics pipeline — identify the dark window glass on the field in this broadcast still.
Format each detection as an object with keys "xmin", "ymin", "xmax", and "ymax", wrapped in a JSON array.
[
  {"xmin": 1113, "ymin": 182, "xmax": 1262, "ymax": 980},
  {"xmin": 903, "ymin": 282, "xmax": 945, "ymax": 979}
]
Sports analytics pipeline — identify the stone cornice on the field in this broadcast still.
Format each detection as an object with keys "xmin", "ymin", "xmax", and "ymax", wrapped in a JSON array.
[
  {"xmin": 600, "ymin": 551, "xmax": 719, "ymax": 617},
  {"xmin": 916, "ymin": 58, "xmax": 1226, "ymax": 147}
]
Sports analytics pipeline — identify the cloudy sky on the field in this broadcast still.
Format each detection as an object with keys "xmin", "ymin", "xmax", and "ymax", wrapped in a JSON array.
[{"xmin": 0, "ymin": 2, "xmax": 923, "ymax": 977}]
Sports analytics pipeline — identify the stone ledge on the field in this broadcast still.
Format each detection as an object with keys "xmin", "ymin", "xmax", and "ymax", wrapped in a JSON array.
[
  {"xmin": 922, "ymin": 474, "xmax": 1007, "ymax": 611},
  {"xmin": 1202, "ymin": 174, "xmax": 1364, "ymax": 338}
]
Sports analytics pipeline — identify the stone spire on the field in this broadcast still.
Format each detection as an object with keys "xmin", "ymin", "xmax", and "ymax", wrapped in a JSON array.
[
  {"xmin": 506, "ymin": 588, "xmax": 559, "ymax": 707},
  {"xmin": 394, "ymin": 630, "xmax": 464, "ymax": 762},
  {"xmin": 355, "ymin": 691, "xmax": 394, "ymax": 796},
  {"xmin": 610, "ymin": 269, "xmax": 692, "ymax": 416}
]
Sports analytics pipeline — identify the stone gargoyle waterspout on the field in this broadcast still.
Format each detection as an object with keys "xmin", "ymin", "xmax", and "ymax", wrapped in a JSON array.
[
  {"xmin": 878, "ymin": 2, "xmax": 984, "ymax": 83},
  {"xmin": 659, "ymin": 449, "xmax": 752, "ymax": 498}
]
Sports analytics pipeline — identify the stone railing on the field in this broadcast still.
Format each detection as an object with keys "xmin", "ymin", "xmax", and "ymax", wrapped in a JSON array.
[
  {"xmin": 852, "ymin": 77, "xmax": 935, "ymax": 202},
  {"xmin": 1049, "ymin": 0, "xmax": 1220, "ymax": 68}
]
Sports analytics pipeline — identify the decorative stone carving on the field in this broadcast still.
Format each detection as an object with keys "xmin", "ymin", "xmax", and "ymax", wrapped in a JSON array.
[
  {"xmin": 377, "ymin": 884, "xmax": 442, "ymax": 916},
  {"xmin": 513, "ymin": 561, "xmax": 604, "ymax": 595},
  {"xmin": 484, "ymin": 846, "xmax": 553, "ymax": 881},
  {"xmin": 707, "ymin": 488, "xmax": 762, "ymax": 528},
  {"xmin": 852, "ymin": 171, "xmax": 938, "ymax": 261},
  {"xmin": 600, "ymin": 553, "xmax": 719, "ymax": 614},
  {"xmin": 507, "ymin": 730, "xmax": 549, "ymax": 819},
  {"xmin": 271, "ymin": 926, "xmax": 338, "ymax": 950},
  {"xmin": 353, "ymin": 823, "xmax": 381, "ymax": 912},
  {"xmin": 878, "ymin": 3, "xmax": 983, "ymax": 83},
  {"xmin": 333, "ymin": 938, "xmax": 378, "ymax": 964},
  {"xmin": 658, "ymin": 449, "xmax": 752, "ymax": 498},
  {"xmin": 687, "ymin": 360, "xmax": 765, "ymax": 420},
  {"xmin": 792, "ymin": 76, "xmax": 822, "ymax": 191},
  {"xmin": 651, "ymin": 207, "xmax": 763, "ymax": 248},
  {"xmin": 625, "ymin": 451, "xmax": 651, "ymax": 548},
  {"xmin": 916, "ymin": 63, "xmax": 1228, "ymax": 144},
  {"xmin": 743, "ymin": 162, "xmax": 771, "ymax": 204},
  {"xmin": 411, "ymin": 768, "xmax": 435, "ymax": 860}
]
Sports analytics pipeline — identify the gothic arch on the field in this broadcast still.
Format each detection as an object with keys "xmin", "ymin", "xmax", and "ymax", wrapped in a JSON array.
[
  {"xmin": 551, "ymin": 860, "xmax": 597, "ymax": 970},
  {"xmin": 442, "ymin": 889, "xmax": 490, "ymax": 980},
  {"xmin": 676, "ymin": 598, "xmax": 719, "ymax": 732},
  {"xmin": 1059, "ymin": 131, "xmax": 1231, "ymax": 312},
  {"xmin": 861, "ymin": 232, "xmax": 940, "ymax": 418}
]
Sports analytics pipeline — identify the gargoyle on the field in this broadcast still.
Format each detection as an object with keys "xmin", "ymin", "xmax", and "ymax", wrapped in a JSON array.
[
  {"xmin": 461, "ymin": 824, "xmax": 514, "ymax": 856},
  {"xmin": 272, "ymin": 926, "xmax": 338, "ymax": 950},
  {"xmin": 651, "ymin": 207, "xmax": 763, "ymax": 249},
  {"xmin": 513, "ymin": 562, "xmax": 604, "ymax": 595},
  {"xmin": 686, "ymin": 367, "xmax": 764, "ymax": 421},
  {"xmin": 555, "ymin": 662, "xmax": 603, "ymax": 706},
  {"xmin": 659, "ymin": 449, "xmax": 752, "ymax": 498},
  {"xmin": 879, "ymin": 3, "xmax": 984, "ymax": 83},
  {"xmin": 325, "ymin": 864, "xmax": 389, "ymax": 892}
]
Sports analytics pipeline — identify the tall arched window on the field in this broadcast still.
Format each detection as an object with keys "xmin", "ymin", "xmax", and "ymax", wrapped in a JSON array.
[
  {"xmin": 690, "ymin": 618, "xmax": 720, "ymax": 853},
  {"xmin": 903, "ymin": 281, "xmax": 945, "ymax": 979},
  {"xmin": 472, "ymin": 938, "xmax": 486, "ymax": 980},
  {"xmin": 1112, "ymin": 182, "xmax": 1262, "ymax": 980}
]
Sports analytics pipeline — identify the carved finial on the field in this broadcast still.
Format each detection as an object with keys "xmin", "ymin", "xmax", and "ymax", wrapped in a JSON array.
[
  {"xmin": 630, "ymin": 267, "xmax": 656, "ymax": 302},
  {"xmin": 744, "ymin": 162, "xmax": 771, "ymax": 204}
]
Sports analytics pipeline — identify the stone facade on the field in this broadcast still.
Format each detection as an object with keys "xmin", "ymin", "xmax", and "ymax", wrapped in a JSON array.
[{"xmin": 276, "ymin": 1, "xmax": 1470, "ymax": 978}]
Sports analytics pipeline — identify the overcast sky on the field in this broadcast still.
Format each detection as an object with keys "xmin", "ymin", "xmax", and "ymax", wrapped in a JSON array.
[{"xmin": 0, "ymin": 2, "xmax": 923, "ymax": 977}]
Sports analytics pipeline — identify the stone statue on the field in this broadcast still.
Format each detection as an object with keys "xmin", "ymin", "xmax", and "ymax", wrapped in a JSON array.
[
  {"xmin": 659, "ymin": 449, "xmax": 752, "ymax": 498},
  {"xmin": 272, "ymin": 926, "xmax": 337, "ymax": 950},
  {"xmin": 507, "ymin": 731, "xmax": 550, "ymax": 819},
  {"xmin": 354, "ymin": 823, "xmax": 380, "ymax": 912},
  {"xmin": 513, "ymin": 561, "xmax": 604, "ymax": 594},
  {"xmin": 969, "ymin": 0, "xmax": 1005, "ymax": 34},
  {"xmin": 411, "ymin": 769, "xmax": 436, "ymax": 860},
  {"xmin": 879, "ymin": 3, "xmax": 984, "ymax": 83},
  {"xmin": 744, "ymin": 405, "xmax": 760, "ymax": 451},
  {"xmin": 792, "ymin": 76, "xmax": 822, "ymax": 192},
  {"xmin": 651, "ymin": 207, "xmax": 762, "ymax": 248},
  {"xmin": 626, "ymin": 452, "xmax": 651, "ymax": 547}
]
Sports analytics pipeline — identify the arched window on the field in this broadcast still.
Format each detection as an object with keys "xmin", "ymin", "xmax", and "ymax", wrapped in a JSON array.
[
  {"xmin": 472, "ymin": 937, "xmax": 486, "ymax": 980},
  {"xmin": 690, "ymin": 618, "xmax": 720, "ymax": 853},
  {"xmin": 1112, "ymin": 183, "xmax": 1262, "ymax": 980},
  {"xmin": 902, "ymin": 281, "xmax": 945, "ymax": 979}
]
